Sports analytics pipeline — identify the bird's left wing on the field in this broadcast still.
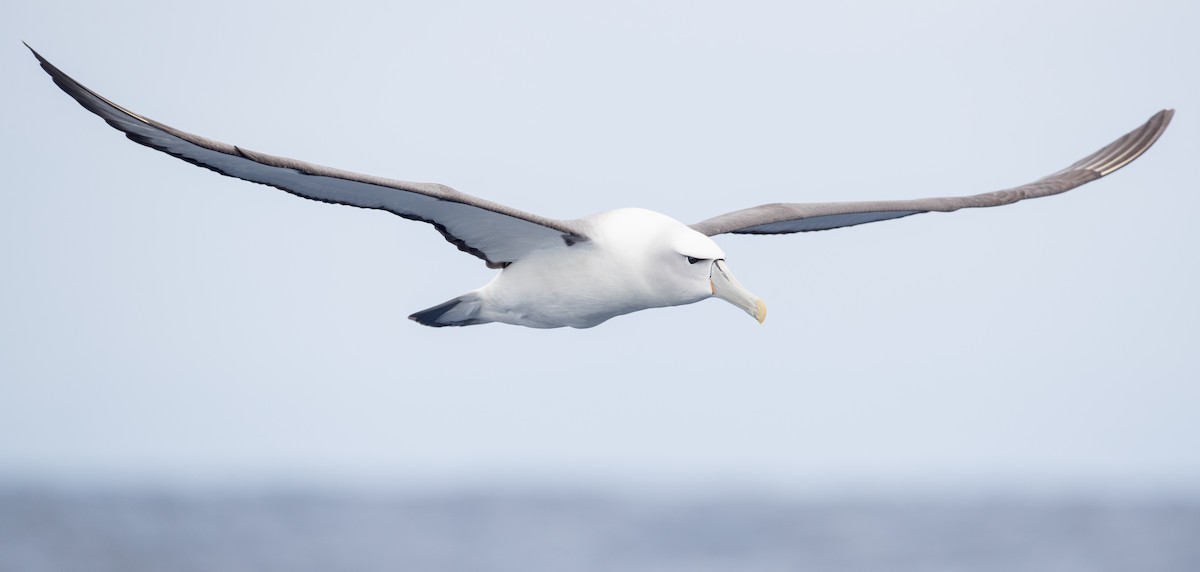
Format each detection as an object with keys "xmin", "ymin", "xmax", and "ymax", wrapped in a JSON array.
[
  {"xmin": 29, "ymin": 45, "xmax": 587, "ymax": 268},
  {"xmin": 689, "ymin": 109, "xmax": 1173, "ymax": 236}
]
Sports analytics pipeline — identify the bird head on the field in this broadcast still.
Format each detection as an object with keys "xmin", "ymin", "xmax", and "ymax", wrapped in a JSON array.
[{"xmin": 593, "ymin": 208, "xmax": 766, "ymax": 323}]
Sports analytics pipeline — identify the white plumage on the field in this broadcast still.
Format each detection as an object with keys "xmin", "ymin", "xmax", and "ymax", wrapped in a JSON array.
[{"xmin": 28, "ymin": 45, "xmax": 1172, "ymax": 329}]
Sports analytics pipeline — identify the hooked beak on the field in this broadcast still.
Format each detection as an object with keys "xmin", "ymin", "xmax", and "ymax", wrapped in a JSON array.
[{"xmin": 709, "ymin": 259, "xmax": 766, "ymax": 324}]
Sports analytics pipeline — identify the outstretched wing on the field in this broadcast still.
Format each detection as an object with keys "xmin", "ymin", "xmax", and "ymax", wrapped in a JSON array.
[
  {"xmin": 689, "ymin": 110, "xmax": 1173, "ymax": 236},
  {"xmin": 29, "ymin": 44, "xmax": 587, "ymax": 268}
]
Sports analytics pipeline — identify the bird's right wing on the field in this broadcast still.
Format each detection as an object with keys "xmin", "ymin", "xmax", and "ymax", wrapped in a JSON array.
[
  {"xmin": 29, "ymin": 44, "xmax": 588, "ymax": 268},
  {"xmin": 689, "ymin": 110, "xmax": 1173, "ymax": 236}
]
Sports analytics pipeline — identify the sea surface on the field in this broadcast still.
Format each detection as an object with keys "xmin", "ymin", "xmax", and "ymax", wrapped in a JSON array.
[{"xmin": 2, "ymin": 489, "xmax": 1198, "ymax": 572}]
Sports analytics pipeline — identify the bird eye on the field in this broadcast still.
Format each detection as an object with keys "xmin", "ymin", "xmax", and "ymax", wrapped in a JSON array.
[{"xmin": 686, "ymin": 256, "xmax": 702, "ymax": 264}]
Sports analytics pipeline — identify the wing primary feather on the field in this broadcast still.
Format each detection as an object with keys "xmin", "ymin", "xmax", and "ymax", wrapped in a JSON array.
[
  {"xmin": 27, "ymin": 44, "xmax": 588, "ymax": 267},
  {"xmin": 689, "ymin": 109, "xmax": 1173, "ymax": 237}
]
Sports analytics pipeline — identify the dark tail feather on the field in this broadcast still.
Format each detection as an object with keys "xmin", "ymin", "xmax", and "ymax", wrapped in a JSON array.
[{"xmin": 408, "ymin": 294, "xmax": 491, "ymax": 327}]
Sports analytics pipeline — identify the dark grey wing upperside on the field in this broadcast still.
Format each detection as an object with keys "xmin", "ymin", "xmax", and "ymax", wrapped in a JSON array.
[
  {"xmin": 689, "ymin": 109, "xmax": 1173, "ymax": 236},
  {"xmin": 28, "ymin": 44, "xmax": 587, "ymax": 268}
]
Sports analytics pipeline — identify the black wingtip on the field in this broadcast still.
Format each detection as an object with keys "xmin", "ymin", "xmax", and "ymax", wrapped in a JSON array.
[
  {"xmin": 24, "ymin": 42, "xmax": 48, "ymax": 65},
  {"xmin": 1155, "ymin": 108, "xmax": 1173, "ymax": 127},
  {"xmin": 24, "ymin": 42, "xmax": 70, "ymax": 85}
]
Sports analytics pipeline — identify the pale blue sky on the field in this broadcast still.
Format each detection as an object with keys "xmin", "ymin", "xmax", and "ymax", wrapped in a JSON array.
[{"xmin": 2, "ymin": 0, "xmax": 1197, "ymax": 495}]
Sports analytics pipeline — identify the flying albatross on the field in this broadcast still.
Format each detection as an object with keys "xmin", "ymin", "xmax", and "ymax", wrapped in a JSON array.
[{"xmin": 28, "ymin": 45, "xmax": 1174, "ymax": 329}]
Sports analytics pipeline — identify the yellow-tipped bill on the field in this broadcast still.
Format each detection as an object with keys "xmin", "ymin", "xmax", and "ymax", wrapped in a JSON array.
[{"xmin": 710, "ymin": 259, "xmax": 766, "ymax": 324}]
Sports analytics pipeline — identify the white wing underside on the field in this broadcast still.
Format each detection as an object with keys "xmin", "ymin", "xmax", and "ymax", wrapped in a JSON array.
[{"xmin": 29, "ymin": 45, "xmax": 587, "ymax": 268}]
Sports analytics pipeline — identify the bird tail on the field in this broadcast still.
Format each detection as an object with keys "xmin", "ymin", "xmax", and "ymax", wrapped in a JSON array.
[{"xmin": 408, "ymin": 293, "xmax": 492, "ymax": 327}]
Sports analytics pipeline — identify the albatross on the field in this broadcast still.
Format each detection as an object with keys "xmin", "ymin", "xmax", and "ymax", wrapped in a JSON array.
[{"xmin": 28, "ymin": 45, "xmax": 1174, "ymax": 329}]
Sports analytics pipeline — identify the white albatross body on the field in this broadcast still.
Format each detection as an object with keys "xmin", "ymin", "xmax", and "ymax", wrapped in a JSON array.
[
  {"xmin": 27, "ymin": 44, "xmax": 1173, "ymax": 329},
  {"xmin": 448, "ymin": 208, "xmax": 756, "ymax": 328}
]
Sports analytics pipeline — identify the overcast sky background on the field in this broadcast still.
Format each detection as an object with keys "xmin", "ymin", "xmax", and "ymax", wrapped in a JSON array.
[{"xmin": 1, "ymin": 1, "xmax": 1197, "ymax": 496}]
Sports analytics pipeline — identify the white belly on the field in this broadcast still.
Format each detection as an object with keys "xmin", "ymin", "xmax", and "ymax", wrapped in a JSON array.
[{"xmin": 475, "ymin": 243, "xmax": 671, "ymax": 328}]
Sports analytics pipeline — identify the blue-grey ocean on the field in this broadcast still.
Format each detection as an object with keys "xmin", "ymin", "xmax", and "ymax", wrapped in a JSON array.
[{"xmin": 2, "ymin": 489, "xmax": 1198, "ymax": 572}]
